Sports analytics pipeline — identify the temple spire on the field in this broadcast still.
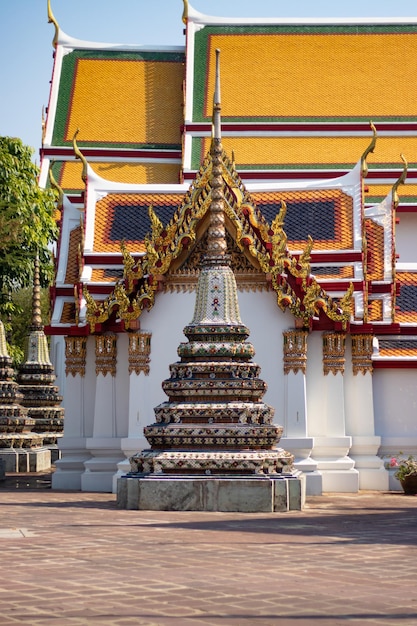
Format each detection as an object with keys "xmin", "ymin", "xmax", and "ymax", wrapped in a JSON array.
[
  {"xmin": 207, "ymin": 49, "xmax": 227, "ymax": 260},
  {"xmin": 31, "ymin": 255, "xmax": 43, "ymax": 331},
  {"xmin": 213, "ymin": 48, "xmax": 222, "ymax": 142}
]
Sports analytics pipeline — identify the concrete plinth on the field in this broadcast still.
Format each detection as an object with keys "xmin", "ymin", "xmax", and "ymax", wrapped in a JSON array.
[
  {"xmin": 117, "ymin": 474, "xmax": 305, "ymax": 512},
  {"xmin": 0, "ymin": 447, "xmax": 51, "ymax": 473}
]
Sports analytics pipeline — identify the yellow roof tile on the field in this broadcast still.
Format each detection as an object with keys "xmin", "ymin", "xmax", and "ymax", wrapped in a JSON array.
[
  {"xmin": 204, "ymin": 32, "xmax": 417, "ymax": 119},
  {"xmin": 65, "ymin": 58, "xmax": 184, "ymax": 145},
  {"xmin": 58, "ymin": 161, "xmax": 181, "ymax": 192},
  {"xmin": 199, "ymin": 136, "xmax": 416, "ymax": 168}
]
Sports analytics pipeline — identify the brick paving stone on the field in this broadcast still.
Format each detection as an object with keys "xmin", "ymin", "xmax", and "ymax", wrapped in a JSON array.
[{"xmin": 0, "ymin": 475, "xmax": 417, "ymax": 625}]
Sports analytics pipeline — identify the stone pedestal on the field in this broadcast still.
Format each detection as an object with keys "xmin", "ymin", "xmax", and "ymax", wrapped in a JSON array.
[
  {"xmin": 117, "ymin": 474, "xmax": 305, "ymax": 512},
  {"xmin": 0, "ymin": 446, "xmax": 51, "ymax": 472}
]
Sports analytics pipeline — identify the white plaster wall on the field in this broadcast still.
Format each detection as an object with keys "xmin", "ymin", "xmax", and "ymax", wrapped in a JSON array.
[
  {"xmin": 373, "ymin": 369, "xmax": 417, "ymax": 439},
  {"xmin": 395, "ymin": 213, "xmax": 417, "ymax": 264},
  {"xmin": 135, "ymin": 291, "xmax": 196, "ymax": 425},
  {"xmin": 237, "ymin": 289, "xmax": 290, "ymax": 429},
  {"xmin": 344, "ymin": 337, "xmax": 374, "ymax": 436}
]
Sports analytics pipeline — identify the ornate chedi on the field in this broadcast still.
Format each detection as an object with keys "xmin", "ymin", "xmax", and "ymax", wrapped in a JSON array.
[
  {"xmin": 16, "ymin": 257, "xmax": 64, "ymax": 457},
  {"xmin": 0, "ymin": 319, "xmax": 47, "ymax": 471},
  {"xmin": 129, "ymin": 50, "xmax": 294, "ymax": 481}
]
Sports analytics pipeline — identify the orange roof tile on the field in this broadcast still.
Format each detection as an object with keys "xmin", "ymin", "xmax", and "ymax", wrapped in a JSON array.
[{"xmin": 199, "ymin": 30, "xmax": 417, "ymax": 120}]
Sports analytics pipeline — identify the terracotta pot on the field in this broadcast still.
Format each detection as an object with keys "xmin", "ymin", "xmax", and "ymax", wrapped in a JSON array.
[{"xmin": 400, "ymin": 474, "xmax": 417, "ymax": 495}]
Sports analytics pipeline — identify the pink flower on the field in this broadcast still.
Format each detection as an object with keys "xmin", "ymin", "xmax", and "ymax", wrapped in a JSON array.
[{"xmin": 389, "ymin": 457, "xmax": 399, "ymax": 467}]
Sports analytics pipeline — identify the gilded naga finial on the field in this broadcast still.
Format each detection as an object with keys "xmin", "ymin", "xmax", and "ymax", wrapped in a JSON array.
[
  {"xmin": 47, "ymin": 0, "xmax": 59, "ymax": 49},
  {"xmin": 361, "ymin": 121, "xmax": 377, "ymax": 178},
  {"xmin": 48, "ymin": 161, "xmax": 64, "ymax": 210},
  {"xmin": 72, "ymin": 128, "xmax": 88, "ymax": 183},
  {"xmin": 182, "ymin": 0, "xmax": 189, "ymax": 24},
  {"xmin": 392, "ymin": 154, "xmax": 408, "ymax": 209}
]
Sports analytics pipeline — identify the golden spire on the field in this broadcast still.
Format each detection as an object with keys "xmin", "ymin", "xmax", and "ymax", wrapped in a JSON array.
[
  {"xmin": 72, "ymin": 128, "xmax": 88, "ymax": 183},
  {"xmin": 206, "ymin": 49, "xmax": 227, "ymax": 260},
  {"xmin": 213, "ymin": 49, "xmax": 222, "ymax": 141},
  {"xmin": 47, "ymin": 0, "xmax": 59, "ymax": 49},
  {"xmin": 392, "ymin": 154, "xmax": 408, "ymax": 209},
  {"xmin": 361, "ymin": 121, "xmax": 377, "ymax": 178},
  {"xmin": 31, "ymin": 256, "xmax": 43, "ymax": 331}
]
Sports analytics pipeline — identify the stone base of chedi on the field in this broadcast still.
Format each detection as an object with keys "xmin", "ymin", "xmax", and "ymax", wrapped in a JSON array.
[{"xmin": 0, "ymin": 322, "xmax": 51, "ymax": 473}]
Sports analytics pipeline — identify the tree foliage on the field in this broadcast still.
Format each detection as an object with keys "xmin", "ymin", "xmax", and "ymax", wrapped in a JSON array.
[{"xmin": 0, "ymin": 137, "xmax": 58, "ymax": 321}]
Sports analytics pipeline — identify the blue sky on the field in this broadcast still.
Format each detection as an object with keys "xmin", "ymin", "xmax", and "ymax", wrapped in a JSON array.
[{"xmin": 1, "ymin": 0, "xmax": 417, "ymax": 162}]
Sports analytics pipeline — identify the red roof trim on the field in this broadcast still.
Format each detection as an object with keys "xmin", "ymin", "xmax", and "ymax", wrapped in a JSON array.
[{"xmin": 373, "ymin": 360, "xmax": 417, "ymax": 369}]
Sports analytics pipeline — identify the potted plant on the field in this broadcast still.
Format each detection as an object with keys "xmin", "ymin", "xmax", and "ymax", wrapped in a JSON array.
[{"xmin": 389, "ymin": 455, "xmax": 417, "ymax": 495}]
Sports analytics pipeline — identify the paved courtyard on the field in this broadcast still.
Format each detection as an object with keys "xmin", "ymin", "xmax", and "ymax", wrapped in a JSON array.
[{"xmin": 0, "ymin": 472, "xmax": 417, "ymax": 625}]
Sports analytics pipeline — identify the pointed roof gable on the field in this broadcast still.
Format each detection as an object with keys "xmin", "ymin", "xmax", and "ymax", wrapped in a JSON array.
[{"xmin": 78, "ymin": 143, "xmax": 355, "ymax": 334}]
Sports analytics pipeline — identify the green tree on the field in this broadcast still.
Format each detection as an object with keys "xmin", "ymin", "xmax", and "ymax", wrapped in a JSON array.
[{"xmin": 0, "ymin": 137, "xmax": 58, "ymax": 324}]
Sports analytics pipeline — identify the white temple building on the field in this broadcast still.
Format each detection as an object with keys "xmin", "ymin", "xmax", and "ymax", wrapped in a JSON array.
[{"xmin": 39, "ymin": 1, "xmax": 417, "ymax": 494}]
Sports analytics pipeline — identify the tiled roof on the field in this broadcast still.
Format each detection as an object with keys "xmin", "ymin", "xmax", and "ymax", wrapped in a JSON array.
[
  {"xmin": 90, "ymin": 268, "xmax": 124, "ymax": 284},
  {"xmin": 93, "ymin": 193, "xmax": 181, "ymax": 252},
  {"xmin": 311, "ymin": 266, "xmax": 355, "ymax": 280},
  {"xmin": 192, "ymin": 136, "xmax": 417, "ymax": 172},
  {"xmin": 396, "ymin": 272, "xmax": 417, "ymax": 324},
  {"xmin": 50, "ymin": 161, "xmax": 181, "ymax": 194},
  {"xmin": 52, "ymin": 50, "xmax": 185, "ymax": 149},
  {"xmin": 365, "ymin": 219, "xmax": 385, "ymax": 281},
  {"xmin": 60, "ymin": 302, "xmax": 76, "ymax": 325},
  {"xmin": 368, "ymin": 299, "xmax": 384, "ymax": 322},
  {"xmin": 250, "ymin": 188, "xmax": 354, "ymax": 251},
  {"xmin": 65, "ymin": 226, "xmax": 82, "ymax": 284},
  {"xmin": 378, "ymin": 339, "xmax": 417, "ymax": 358},
  {"xmin": 194, "ymin": 26, "xmax": 417, "ymax": 122}
]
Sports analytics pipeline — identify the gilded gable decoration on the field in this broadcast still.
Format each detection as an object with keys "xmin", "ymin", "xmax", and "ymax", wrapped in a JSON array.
[
  {"xmin": 322, "ymin": 332, "xmax": 346, "ymax": 376},
  {"xmin": 95, "ymin": 334, "xmax": 117, "ymax": 377},
  {"xmin": 351, "ymin": 334, "xmax": 373, "ymax": 376},
  {"xmin": 128, "ymin": 331, "xmax": 152, "ymax": 376},
  {"xmin": 283, "ymin": 330, "xmax": 308, "ymax": 375},
  {"xmin": 65, "ymin": 337, "xmax": 87, "ymax": 377},
  {"xmin": 82, "ymin": 139, "xmax": 355, "ymax": 332}
]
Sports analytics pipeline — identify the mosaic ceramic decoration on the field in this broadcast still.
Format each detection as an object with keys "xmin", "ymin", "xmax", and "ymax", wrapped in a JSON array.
[{"xmin": 130, "ymin": 85, "xmax": 293, "ymax": 476}]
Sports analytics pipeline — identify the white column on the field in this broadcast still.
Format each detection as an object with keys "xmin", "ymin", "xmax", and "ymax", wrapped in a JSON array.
[
  {"xmin": 281, "ymin": 329, "xmax": 319, "ymax": 494},
  {"xmin": 82, "ymin": 334, "xmax": 125, "ymax": 492},
  {"xmin": 345, "ymin": 335, "xmax": 388, "ymax": 490},
  {"xmin": 115, "ymin": 331, "xmax": 152, "ymax": 491},
  {"xmin": 52, "ymin": 336, "xmax": 93, "ymax": 490},
  {"xmin": 312, "ymin": 332, "xmax": 358, "ymax": 493}
]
